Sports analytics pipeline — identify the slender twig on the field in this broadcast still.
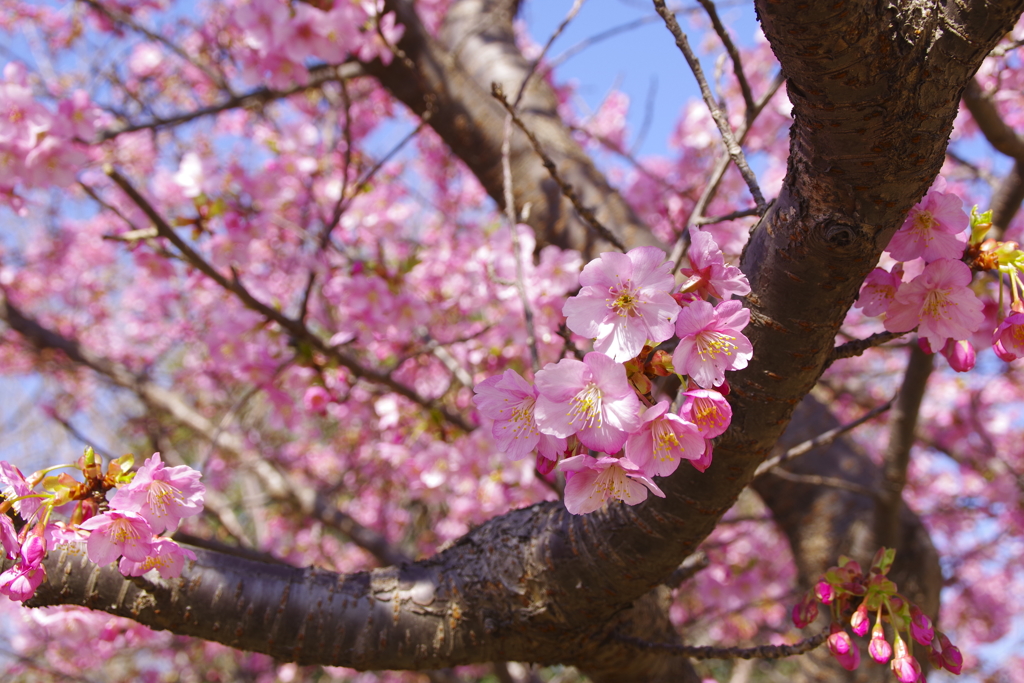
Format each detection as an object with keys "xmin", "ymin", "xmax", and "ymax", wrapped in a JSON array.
[
  {"xmin": 652, "ymin": 0, "xmax": 765, "ymax": 214},
  {"xmin": 695, "ymin": 207, "xmax": 762, "ymax": 225},
  {"xmin": 501, "ymin": 113, "xmax": 541, "ymax": 372},
  {"xmin": 492, "ymin": 84, "xmax": 626, "ymax": 252},
  {"xmin": 767, "ymin": 469, "xmax": 880, "ymax": 499},
  {"xmin": 0, "ymin": 293, "xmax": 409, "ymax": 565},
  {"xmin": 669, "ymin": 70, "xmax": 784, "ymax": 269},
  {"xmin": 754, "ymin": 396, "xmax": 896, "ymax": 477},
  {"xmin": 95, "ymin": 63, "xmax": 363, "ymax": 142},
  {"xmin": 696, "ymin": 0, "xmax": 754, "ymax": 116},
  {"xmin": 663, "ymin": 551, "xmax": 709, "ymax": 588},
  {"xmin": 102, "ymin": 167, "xmax": 474, "ymax": 433},
  {"xmin": 615, "ymin": 629, "xmax": 829, "ymax": 660},
  {"xmin": 828, "ymin": 330, "xmax": 908, "ymax": 367},
  {"xmin": 81, "ymin": 0, "xmax": 230, "ymax": 91},
  {"xmin": 514, "ymin": 0, "xmax": 585, "ymax": 106}
]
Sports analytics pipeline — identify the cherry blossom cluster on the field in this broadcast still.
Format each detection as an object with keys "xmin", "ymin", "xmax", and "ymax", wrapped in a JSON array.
[
  {"xmin": 793, "ymin": 548, "xmax": 962, "ymax": 681},
  {"xmin": 1, "ymin": 449, "xmax": 204, "ymax": 603},
  {"xmin": 473, "ymin": 230, "xmax": 751, "ymax": 514},
  {"xmin": 232, "ymin": 0, "xmax": 404, "ymax": 88},
  {"xmin": 855, "ymin": 178, "xmax": 1024, "ymax": 370},
  {"xmin": 0, "ymin": 61, "xmax": 99, "ymax": 209}
]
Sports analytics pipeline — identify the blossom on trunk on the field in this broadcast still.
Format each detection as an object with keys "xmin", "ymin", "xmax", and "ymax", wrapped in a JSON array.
[
  {"xmin": 563, "ymin": 246, "xmax": 679, "ymax": 363},
  {"xmin": 884, "ymin": 258, "xmax": 984, "ymax": 350},
  {"xmin": 110, "ymin": 453, "xmax": 205, "ymax": 534},
  {"xmin": 887, "ymin": 188, "xmax": 968, "ymax": 263},
  {"xmin": 679, "ymin": 227, "xmax": 751, "ymax": 300},
  {"xmin": 473, "ymin": 369, "xmax": 566, "ymax": 460},
  {"xmin": 624, "ymin": 401, "xmax": 705, "ymax": 477},
  {"xmin": 681, "ymin": 388, "xmax": 732, "ymax": 438},
  {"xmin": 534, "ymin": 353, "xmax": 641, "ymax": 454},
  {"xmin": 673, "ymin": 299, "xmax": 752, "ymax": 389},
  {"xmin": 119, "ymin": 538, "xmax": 197, "ymax": 578},
  {"xmin": 78, "ymin": 509, "xmax": 155, "ymax": 566},
  {"xmin": 558, "ymin": 454, "xmax": 664, "ymax": 514},
  {"xmin": 855, "ymin": 265, "xmax": 903, "ymax": 317}
]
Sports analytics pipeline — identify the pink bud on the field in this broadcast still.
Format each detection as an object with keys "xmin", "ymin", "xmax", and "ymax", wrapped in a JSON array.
[
  {"xmin": 941, "ymin": 339, "xmax": 975, "ymax": 372},
  {"xmin": 827, "ymin": 625, "xmax": 861, "ymax": 671},
  {"xmin": 792, "ymin": 592, "xmax": 818, "ymax": 629},
  {"xmin": 869, "ymin": 622, "xmax": 892, "ymax": 663},
  {"xmin": 815, "ymin": 580, "xmax": 835, "ymax": 605},
  {"xmin": 909, "ymin": 605, "xmax": 934, "ymax": 646},
  {"xmin": 850, "ymin": 604, "xmax": 870, "ymax": 637},
  {"xmin": 891, "ymin": 636, "xmax": 922, "ymax": 682}
]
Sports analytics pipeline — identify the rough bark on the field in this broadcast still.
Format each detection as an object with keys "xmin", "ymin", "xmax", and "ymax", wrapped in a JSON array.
[{"xmin": 5, "ymin": 0, "xmax": 1024, "ymax": 677}]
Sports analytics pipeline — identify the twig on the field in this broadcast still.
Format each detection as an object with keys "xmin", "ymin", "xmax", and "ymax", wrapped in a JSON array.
[
  {"xmin": 492, "ymin": 84, "xmax": 626, "ymax": 252},
  {"xmin": 652, "ymin": 0, "xmax": 766, "ymax": 214},
  {"xmin": 81, "ymin": 0, "xmax": 230, "ymax": 92},
  {"xmin": 663, "ymin": 551, "xmax": 709, "ymax": 588},
  {"xmin": 514, "ymin": 0, "xmax": 586, "ymax": 106},
  {"xmin": 103, "ymin": 166, "xmax": 474, "ymax": 433},
  {"xmin": 96, "ymin": 63, "xmax": 363, "ymax": 142},
  {"xmin": 827, "ymin": 330, "xmax": 907, "ymax": 367},
  {"xmin": 615, "ymin": 629, "xmax": 828, "ymax": 660},
  {"xmin": 696, "ymin": 0, "xmax": 754, "ymax": 116},
  {"xmin": 669, "ymin": 70, "xmax": 784, "ymax": 269},
  {"xmin": 767, "ymin": 469, "xmax": 880, "ymax": 499},
  {"xmin": 695, "ymin": 207, "xmax": 761, "ymax": 225},
  {"xmin": 502, "ymin": 113, "xmax": 541, "ymax": 372},
  {"xmin": 753, "ymin": 396, "xmax": 896, "ymax": 477}
]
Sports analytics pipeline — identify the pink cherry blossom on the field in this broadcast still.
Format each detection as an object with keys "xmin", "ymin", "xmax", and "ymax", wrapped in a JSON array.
[
  {"xmin": 559, "ymin": 454, "xmax": 665, "ymax": 514},
  {"xmin": 0, "ymin": 514, "xmax": 18, "ymax": 559},
  {"xmin": 78, "ymin": 510, "xmax": 155, "ymax": 565},
  {"xmin": 0, "ymin": 461, "xmax": 40, "ymax": 519},
  {"xmin": 884, "ymin": 258, "xmax": 984, "ymax": 350},
  {"xmin": 473, "ymin": 369, "xmax": 566, "ymax": 460},
  {"xmin": 887, "ymin": 188, "xmax": 968, "ymax": 262},
  {"xmin": 0, "ymin": 534, "xmax": 47, "ymax": 602},
  {"xmin": 534, "ymin": 352, "xmax": 642, "ymax": 454},
  {"xmin": 827, "ymin": 626, "xmax": 860, "ymax": 672},
  {"xmin": 118, "ymin": 538, "xmax": 197, "ymax": 578},
  {"xmin": 563, "ymin": 246, "xmax": 679, "ymax": 363},
  {"xmin": 672, "ymin": 299, "xmax": 753, "ymax": 389},
  {"xmin": 0, "ymin": 561, "xmax": 45, "ymax": 602},
  {"xmin": 992, "ymin": 312, "xmax": 1024, "ymax": 361},
  {"xmin": 679, "ymin": 227, "xmax": 751, "ymax": 300},
  {"xmin": 690, "ymin": 439, "xmax": 713, "ymax": 472},
  {"xmin": 624, "ymin": 401, "xmax": 705, "ymax": 477},
  {"xmin": 681, "ymin": 388, "xmax": 732, "ymax": 438},
  {"xmin": 109, "ymin": 453, "xmax": 205, "ymax": 534},
  {"xmin": 855, "ymin": 265, "xmax": 903, "ymax": 317}
]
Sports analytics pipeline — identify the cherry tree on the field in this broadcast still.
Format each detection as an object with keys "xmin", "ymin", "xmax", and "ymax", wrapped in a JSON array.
[{"xmin": 1, "ymin": 0, "xmax": 1024, "ymax": 681}]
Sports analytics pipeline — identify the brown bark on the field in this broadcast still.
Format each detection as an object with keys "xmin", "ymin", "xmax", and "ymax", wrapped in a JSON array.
[{"xmin": 5, "ymin": 0, "xmax": 1024, "ymax": 677}]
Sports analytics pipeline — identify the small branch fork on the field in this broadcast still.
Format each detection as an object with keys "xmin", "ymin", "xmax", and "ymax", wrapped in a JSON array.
[
  {"xmin": 754, "ymin": 396, "xmax": 896, "ymax": 477},
  {"xmin": 102, "ymin": 166, "xmax": 473, "ymax": 433},
  {"xmin": 491, "ymin": 83, "xmax": 626, "ymax": 252},
  {"xmin": 828, "ymin": 330, "xmax": 908, "ymax": 368},
  {"xmin": 652, "ymin": 0, "xmax": 766, "ymax": 214},
  {"xmin": 614, "ymin": 628, "xmax": 828, "ymax": 660}
]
